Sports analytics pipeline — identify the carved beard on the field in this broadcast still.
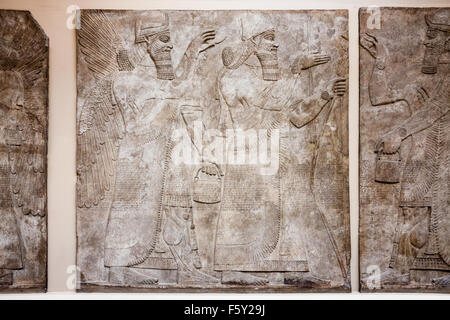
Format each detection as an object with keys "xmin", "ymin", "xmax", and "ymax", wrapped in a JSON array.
[
  {"xmin": 150, "ymin": 38, "xmax": 175, "ymax": 80},
  {"xmin": 421, "ymin": 36, "xmax": 448, "ymax": 74},
  {"xmin": 422, "ymin": 46, "xmax": 440, "ymax": 74},
  {"xmin": 255, "ymin": 50, "xmax": 280, "ymax": 81},
  {"xmin": 152, "ymin": 52, "xmax": 175, "ymax": 80}
]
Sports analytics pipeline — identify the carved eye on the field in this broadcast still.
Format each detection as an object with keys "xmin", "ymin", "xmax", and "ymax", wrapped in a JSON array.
[
  {"xmin": 264, "ymin": 33, "xmax": 275, "ymax": 41},
  {"xmin": 159, "ymin": 34, "xmax": 170, "ymax": 43},
  {"xmin": 426, "ymin": 29, "xmax": 438, "ymax": 39}
]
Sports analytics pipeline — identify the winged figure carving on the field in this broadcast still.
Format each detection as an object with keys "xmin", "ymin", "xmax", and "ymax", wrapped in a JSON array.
[
  {"xmin": 76, "ymin": 10, "xmax": 136, "ymax": 208},
  {"xmin": 0, "ymin": 11, "xmax": 48, "ymax": 217}
]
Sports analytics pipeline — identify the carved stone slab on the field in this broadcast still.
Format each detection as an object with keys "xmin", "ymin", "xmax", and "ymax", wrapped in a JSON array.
[
  {"xmin": 359, "ymin": 7, "xmax": 449, "ymax": 292},
  {"xmin": 0, "ymin": 10, "xmax": 48, "ymax": 293},
  {"xmin": 76, "ymin": 9, "xmax": 349, "ymax": 292}
]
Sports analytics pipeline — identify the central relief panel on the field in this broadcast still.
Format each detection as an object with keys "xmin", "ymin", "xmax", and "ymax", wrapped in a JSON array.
[{"xmin": 76, "ymin": 9, "xmax": 349, "ymax": 292}]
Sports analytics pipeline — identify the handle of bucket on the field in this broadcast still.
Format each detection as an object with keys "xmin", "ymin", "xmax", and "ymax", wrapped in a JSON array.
[{"xmin": 195, "ymin": 164, "xmax": 222, "ymax": 181}]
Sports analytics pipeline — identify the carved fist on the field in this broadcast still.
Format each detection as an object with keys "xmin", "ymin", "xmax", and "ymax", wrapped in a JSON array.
[
  {"xmin": 324, "ymin": 78, "xmax": 346, "ymax": 99},
  {"xmin": 291, "ymin": 51, "xmax": 330, "ymax": 74},
  {"xmin": 332, "ymin": 78, "xmax": 347, "ymax": 96},
  {"xmin": 375, "ymin": 128, "xmax": 404, "ymax": 154}
]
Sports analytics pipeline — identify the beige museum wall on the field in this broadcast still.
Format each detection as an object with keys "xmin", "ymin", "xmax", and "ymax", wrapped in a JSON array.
[{"xmin": 0, "ymin": 0, "xmax": 448, "ymax": 295}]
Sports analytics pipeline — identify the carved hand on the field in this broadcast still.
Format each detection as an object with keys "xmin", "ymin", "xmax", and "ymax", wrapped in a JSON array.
[
  {"xmin": 291, "ymin": 51, "xmax": 331, "ymax": 73},
  {"xmin": 375, "ymin": 128, "xmax": 404, "ymax": 154},
  {"xmin": 322, "ymin": 78, "xmax": 347, "ymax": 99},
  {"xmin": 187, "ymin": 29, "xmax": 218, "ymax": 56},
  {"xmin": 360, "ymin": 32, "xmax": 387, "ymax": 63},
  {"xmin": 331, "ymin": 78, "xmax": 347, "ymax": 97}
]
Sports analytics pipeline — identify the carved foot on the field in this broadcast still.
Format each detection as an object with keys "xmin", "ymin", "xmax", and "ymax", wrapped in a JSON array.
[
  {"xmin": 221, "ymin": 271, "xmax": 268, "ymax": 286},
  {"xmin": 432, "ymin": 275, "xmax": 450, "ymax": 288},
  {"xmin": 284, "ymin": 272, "xmax": 330, "ymax": 287},
  {"xmin": 179, "ymin": 269, "xmax": 221, "ymax": 285},
  {"xmin": 0, "ymin": 271, "xmax": 13, "ymax": 286},
  {"xmin": 377, "ymin": 268, "xmax": 409, "ymax": 285},
  {"xmin": 108, "ymin": 267, "xmax": 159, "ymax": 286}
]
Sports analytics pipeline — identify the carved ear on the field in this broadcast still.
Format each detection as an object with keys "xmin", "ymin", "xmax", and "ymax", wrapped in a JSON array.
[{"xmin": 222, "ymin": 47, "xmax": 235, "ymax": 67}]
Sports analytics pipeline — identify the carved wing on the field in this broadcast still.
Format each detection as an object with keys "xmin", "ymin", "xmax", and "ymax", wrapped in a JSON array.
[
  {"xmin": 0, "ymin": 11, "xmax": 48, "ymax": 216},
  {"xmin": 78, "ymin": 10, "xmax": 133, "ymax": 80},
  {"xmin": 76, "ymin": 10, "xmax": 132, "ymax": 208},
  {"xmin": 77, "ymin": 83, "xmax": 126, "ymax": 208},
  {"xmin": 11, "ymin": 57, "xmax": 48, "ymax": 217},
  {"xmin": 9, "ymin": 111, "xmax": 46, "ymax": 216}
]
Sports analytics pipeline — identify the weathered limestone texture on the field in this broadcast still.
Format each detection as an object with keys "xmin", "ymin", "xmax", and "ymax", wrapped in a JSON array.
[
  {"xmin": 76, "ymin": 9, "xmax": 349, "ymax": 292},
  {"xmin": 0, "ymin": 10, "xmax": 48, "ymax": 293},
  {"xmin": 360, "ymin": 7, "xmax": 449, "ymax": 292}
]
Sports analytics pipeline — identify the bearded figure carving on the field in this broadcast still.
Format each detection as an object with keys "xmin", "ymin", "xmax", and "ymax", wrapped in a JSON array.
[
  {"xmin": 213, "ymin": 13, "xmax": 348, "ymax": 286},
  {"xmin": 360, "ymin": 8, "xmax": 449, "ymax": 291},
  {"xmin": 76, "ymin": 10, "xmax": 349, "ymax": 291},
  {"xmin": 77, "ymin": 10, "xmax": 220, "ymax": 286}
]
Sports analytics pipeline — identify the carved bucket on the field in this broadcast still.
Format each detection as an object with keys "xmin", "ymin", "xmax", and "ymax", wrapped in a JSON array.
[
  {"xmin": 375, "ymin": 151, "xmax": 401, "ymax": 184},
  {"xmin": 193, "ymin": 166, "xmax": 222, "ymax": 204}
]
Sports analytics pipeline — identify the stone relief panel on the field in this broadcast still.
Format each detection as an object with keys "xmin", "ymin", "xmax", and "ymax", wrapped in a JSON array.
[
  {"xmin": 359, "ymin": 7, "xmax": 449, "ymax": 292},
  {"xmin": 0, "ymin": 10, "xmax": 48, "ymax": 293},
  {"xmin": 76, "ymin": 9, "xmax": 349, "ymax": 292}
]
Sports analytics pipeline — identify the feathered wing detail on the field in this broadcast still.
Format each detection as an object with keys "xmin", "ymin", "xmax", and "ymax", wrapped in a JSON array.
[
  {"xmin": 9, "ymin": 111, "xmax": 46, "ymax": 216},
  {"xmin": 78, "ymin": 10, "xmax": 134, "ymax": 79},
  {"xmin": 78, "ymin": 10, "xmax": 120, "ymax": 79},
  {"xmin": 77, "ymin": 81, "xmax": 126, "ymax": 208},
  {"xmin": 76, "ymin": 10, "xmax": 133, "ymax": 208},
  {"xmin": 0, "ymin": 11, "xmax": 48, "ymax": 216},
  {"xmin": 16, "ymin": 38, "xmax": 48, "ymax": 126},
  {"xmin": 0, "ymin": 10, "xmax": 47, "ymax": 72}
]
